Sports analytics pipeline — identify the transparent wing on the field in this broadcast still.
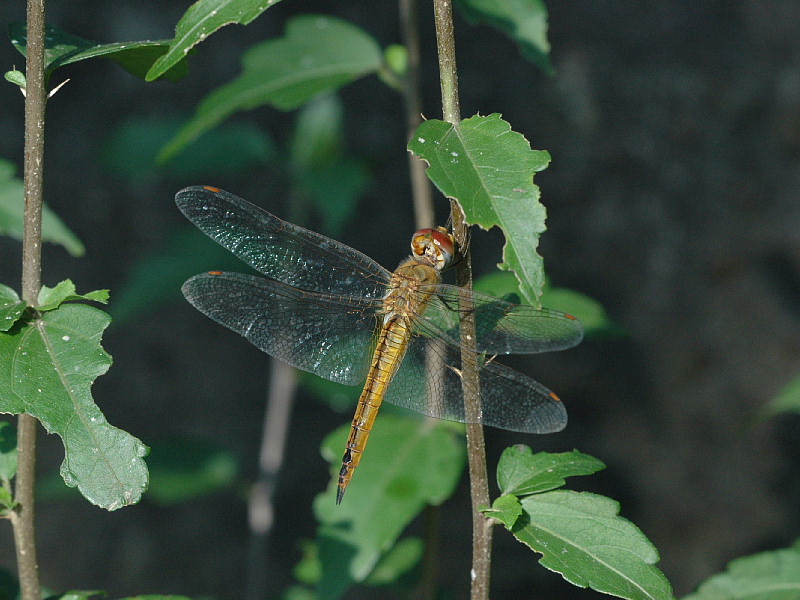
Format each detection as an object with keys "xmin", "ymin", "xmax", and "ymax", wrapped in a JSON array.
[
  {"xmin": 383, "ymin": 335, "xmax": 567, "ymax": 434},
  {"xmin": 182, "ymin": 271, "xmax": 380, "ymax": 385},
  {"xmin": 176, "ymin": 186, "xmax": 391, "ymax": 299},
  {"xmin": 419, "ymin": 284, "xmax": 584, "ymax": 354}
]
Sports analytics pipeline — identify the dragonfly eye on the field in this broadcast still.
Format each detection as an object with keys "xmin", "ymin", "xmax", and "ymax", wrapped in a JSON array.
[{"xmin": 411, "ymin": 227, "xmax": 456, "ymax": 270}]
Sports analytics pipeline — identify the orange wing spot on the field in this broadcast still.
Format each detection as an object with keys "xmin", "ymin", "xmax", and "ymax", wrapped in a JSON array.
[
  {"xmin": 207, "ymin": 270, "xmax": 223, "ymax": 275},
  {"xmin": 564, "ymin": 313, "xmax": 578, "ymax": 320},
  {"xmin": 202, "ymin": 185, "xmax": 222, "ymax": 193},
  {"xmin": 548, "ymin": 391, "xmax": 562, "ymax": 402}
]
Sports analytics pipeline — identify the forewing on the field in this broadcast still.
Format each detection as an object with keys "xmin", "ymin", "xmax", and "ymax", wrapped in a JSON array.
[
  {"xmin": 383, "ymin": 336, "xmax": 567, "ymax": 434},
  {"xmin": 182, "ymin": 271, "xmax": 378, "ymax": 385},
  {"xmin": 176, "ymin": 186, "xmax": 390, "ymax": 298},
  {"xmin": 419, "ymin": 285, "xmax": 583, "ymax": 354}
]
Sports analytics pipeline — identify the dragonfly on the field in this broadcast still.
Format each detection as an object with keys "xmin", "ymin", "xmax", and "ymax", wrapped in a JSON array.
[{"xmin": 176, "ymin": 185, "xmax": 583, "ymax": 504}]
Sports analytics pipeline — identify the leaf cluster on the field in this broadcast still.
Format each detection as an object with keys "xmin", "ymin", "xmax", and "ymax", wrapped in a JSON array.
[
  {"xmin": 0, "ymin": 2, "xmax": 651, "ymax": 598},
  {"xmin": 0, "ymin": 282, "xmax": 147, "ymax": 511},
  {"xmin": 6, "ymin": 2, "xmax": 792, "ymax": 600},
  {"xmin": 486, "ymin": 447, "xmax": 673, "ymax": 600}
]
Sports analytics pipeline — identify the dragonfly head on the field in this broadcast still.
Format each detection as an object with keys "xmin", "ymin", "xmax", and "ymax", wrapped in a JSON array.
[{"xmin": 411, "ymin": 227, "xmax": 456, "ymax": 271}]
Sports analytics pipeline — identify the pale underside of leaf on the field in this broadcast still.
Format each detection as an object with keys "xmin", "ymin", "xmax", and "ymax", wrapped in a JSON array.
[
  {"xmin": 496, "ymin": 446, "xmax": 605, "ymax": 496},
  {"xmin": 457, "ymin": 0, "xmax": 553, "ymax": 72},
  {"xmin": 159, "ymin": 15, "xmax": 382, "ymax": 160},
  {"xmin": 146, "ymin": 0, "xmax": 284, "ymax": 80},
  {"xmin": 0, "ymin": 159, "xmax": 85, "ymax": 256},
  {"xmin": 511, "ymin": 491, "xmax": 674, "ymax": 600},
  {"xmin": 1, "ymin": 305, "xmax": 148, "ymax": 510},
  {"xmin": 683, "ymin": 547, "xmax": 800, "ymax": 600}
]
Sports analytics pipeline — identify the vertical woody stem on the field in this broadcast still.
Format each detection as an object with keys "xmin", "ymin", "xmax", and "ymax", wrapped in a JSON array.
[
  {"xmin": 22, "ymin": 2, "xmax": 46, "ymax": 304},
  {"xmin": 13, "ymin": 2, "xmax": 46, "ymax": 600},
  {"xmin": 400, "ymin": 2, "xmax": 441, "ymax": 598},
  {"xmin": 432, "ymin": 1, "xmax": 493, "ymax": 599},
  {"xmin": 432, "ymin": 0, "xmax": 461, "ymax": 124}
]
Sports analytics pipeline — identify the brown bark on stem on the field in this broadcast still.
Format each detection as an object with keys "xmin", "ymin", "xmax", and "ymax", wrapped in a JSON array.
[
  {"xmin": 432, "ymin": 1, "xmax": 493, "ymax": 598},
  {"xmin": 13, "ymin": 2, "xmax": 47, "ymax": 599}
]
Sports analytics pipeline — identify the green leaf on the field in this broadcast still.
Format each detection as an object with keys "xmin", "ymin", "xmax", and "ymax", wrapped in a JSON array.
[
  {"xmin": 474, "ymin": 271, "xmax": 615, "ymax": 335},
  {"xmin": 37, "ymin": 280, "xmax": 109, "ymax": 312},
  {"xmin": 0, "ymin": 486, "xmax": 15, "ymax": 513},
  {"xmin": 457, "ymin": 0, "xmax": 553, "ymax": 73},
  {"xmin": 496, "ymin": 446, "xmax": 605, "ymax": 496},
  {"xmin": 683, "ymin": 546, "xmax": 800, "ymax": 600},
  {"xmin": 313, "ymin": 415, "xmax": 464, "ymax": 599},
  {"xmin": 364, "ymin": 536, "xmax": 423, "ymax": 585},
  {"xmin": 4, "ymin": 69, "xmax": 26, "ymax": 89},
  {"xmin": 303, "ymin": 159, "xmax": 370, "ymax": 238},
  {"xmin": 0, "ymin": 284, "xmax": 26, "ymax": 332},
  {"xmin": 289, "ymin": 95, "xmax": 370, "ymax": 237},
  {"xmin": 762, "ymin": 374, "xmax": 800, "ymax": 417},
  {"xmin": 473, "ymin": 270, "xmax": 525, "ymax": 301},
  {"xmin": 281, "ymin": 587, "xmax": 317, "ymax": 600},
  {"xmin": 52, "ymin": 591, "xmax": 105, "ymax": 600},
  {"xmin": 289, "ymin": 94, "xmax": 346, "ymax": 174},
  {"xmin": 0, "ymin": 159, "xmax": 85, "ymax": 256},
  {"xmin": 102, "ymin": 115, "xmax": 275, "ymax": 178},
  {"xmin": 145, "ymin": 438, "xmax": 239, "ymax": 505},
  {"xmin": 117, "ymin": 596, "xmax": 194, "ymax": 600},
  {"xmin": 298, "ymin": 372, "xmax": 360, "ymax": 414},
  {"xmin": 0, "ymin": 304, "xmax": 149, "ymax": 510},
  {"xmin": 506, "ymin": 490, "xmax": 674, "ymax": 600},
  {"xmin": 146, "ymin": 0, "xmax": 284, "ymax": 81},
  {"xmin": 159, "ymin": 14, "xmax": 383, "ymax": 161},
  {"xmin": 540, "ymin": 285, "xmax": 617, "ymax": 336},
  {"xmin": 9, "ymin": 23, "xmax": 188, "ymax": 81},
  {"xmin": 0, "ymin": 421, "xmax": 17, "ymax": 481},
  {"xmin": 294, "ymin": 539, "xmax": 322, "ymax": 585},
  {"xmin": 484, "ymin": 493, "xmax": 523, "ymax": 528},
  {"xmin": 110, "ymin": 227, "xmax": 243, "ymax": 324},
  {"xmin": 383, "ymin": 44, "xmax": 408, "ymax": 79},
  {"xmin": 408, "ymin": 114, "xmax": 552, "ymax": 305},
  {"xmin": 117, "ymin": 595, "xmax": 194, "ymax": 600}
]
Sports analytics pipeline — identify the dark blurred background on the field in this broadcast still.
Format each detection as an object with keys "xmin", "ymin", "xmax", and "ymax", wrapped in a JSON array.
[{"xmin": 2, "ymin": 1, "xmax": 800, "ymax": 599}]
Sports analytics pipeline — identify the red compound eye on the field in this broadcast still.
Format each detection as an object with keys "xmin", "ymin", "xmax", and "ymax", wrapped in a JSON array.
[{"xmin": 411, "ymin": 228, "xmax": 455, "ymax": 269}]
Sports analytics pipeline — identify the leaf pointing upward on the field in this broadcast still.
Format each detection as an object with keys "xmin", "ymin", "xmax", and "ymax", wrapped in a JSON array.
[{"xmin": 408, "ymin": 113, "xmax": 551, "ymax": 306}]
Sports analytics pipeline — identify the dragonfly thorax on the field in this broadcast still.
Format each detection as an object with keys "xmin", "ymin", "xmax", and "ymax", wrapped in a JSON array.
[
  {"xmin": 381, "ymin": 259, "xmax": 441, "ymax": 324},
  {"xmin": 411, "ymin": 227, "xmax": 455, "ymax": 271}
]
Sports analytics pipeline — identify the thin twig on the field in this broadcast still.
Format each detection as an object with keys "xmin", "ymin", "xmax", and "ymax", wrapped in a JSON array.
[
  {"xmin": 432, "ymin": 0, "xmax": 460, "ymax": 124},
  {"xmin": 451, "ymin": 220, "xmax": 493, "ymax": 600},
  {"xmin": 13, "ymin": 2, "xmax": 47, "ymax": 600},
  {"xmin": 431, "ymin": 1, "xmax": 493, "ymax": 599},
  {"xmin": 245, "ymin": 359, "xmax": 297, "ymax": 600},
  {"xmin": 399, "ymin": 2, "xmax": 442, "ymax": 598},
  {"xmin": 400, "ymin": 0, "xmax": 435, "ymax": 230}
]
